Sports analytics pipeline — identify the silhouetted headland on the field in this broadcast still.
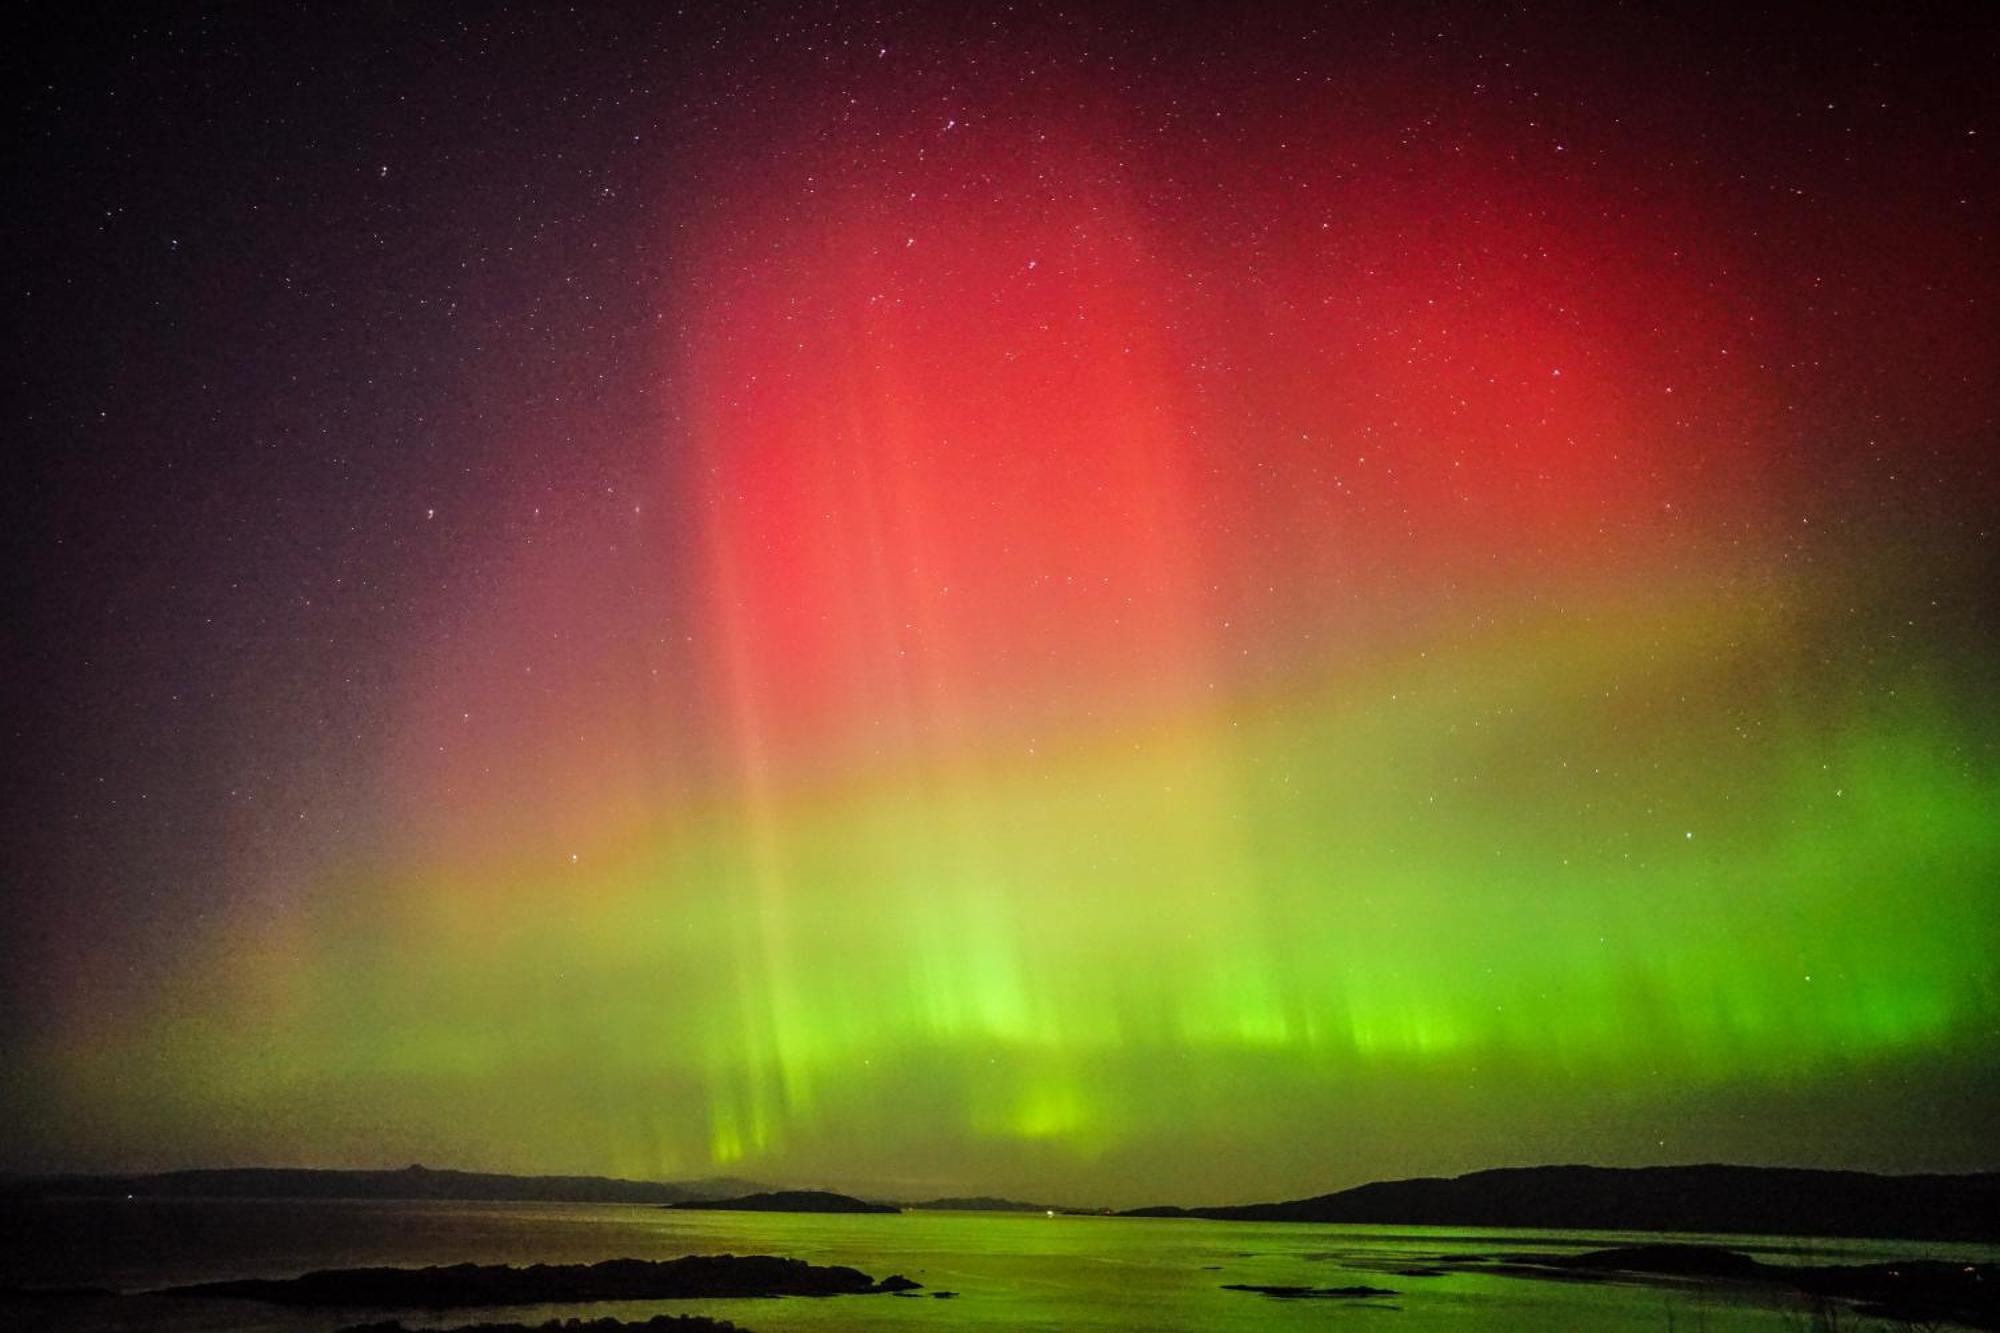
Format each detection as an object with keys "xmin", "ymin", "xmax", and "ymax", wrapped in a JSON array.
[
  {"xmin": 0, "ymin": 1164, "xmax": 763, "ymax": 1205},
  {"xmin": 669, "ymin": 1189, "xmax": 898, "ymax": 1214},
  {"xmin": 162, "ymin": 1255, "xmax": 918, "ymax": 1307},
  {"xmin": 1120, "ymin": 1164, "xmax": 2000, "ymax": 1243}
]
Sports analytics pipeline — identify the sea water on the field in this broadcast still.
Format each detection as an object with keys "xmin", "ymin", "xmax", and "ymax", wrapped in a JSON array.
[{"xmin": 2, "ymin": 1198, "xmax": 1992, "ymax": 1332}]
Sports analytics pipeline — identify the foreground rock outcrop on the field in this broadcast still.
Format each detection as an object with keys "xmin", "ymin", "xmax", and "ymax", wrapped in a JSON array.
[
  {"xmin": 338, "ymin": 1318, "xmax": 744, "ymax": 1333},
  {"xmin": 162, "ymin": 1255, "xmax": 919, "ymax": 1307}
]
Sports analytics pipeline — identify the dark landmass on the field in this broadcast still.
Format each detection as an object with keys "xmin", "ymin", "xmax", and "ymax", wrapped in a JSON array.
[
  {"xmin": 1223, "ymin": 1283, "xmax": 1397, "ymax": 1300},
  {"xmin": 904, "ymin": 1196, "xmax": 1111, "ymax": 1215},
  {"xmin": 669, "ymin": 1190, "xmax": 898, "ymax": 1215},
  {"xmin": 0, "ymin": 1164, "xmax": 765, "ymax": 1206},
  {"xmin": 1489, "ymin": 1244, "xmax": 1997, "ymax": 1331},
  {"xmin": 336, "ymin": 1312, "xmax": 744, "ymax": 1320},
  {"xmin": 1121, "ymin": 1164, "xmax": 2000, "ymax": 1242},
  {"xmin": 160, "ymin": 1255, "xmax": 919, "ymax": 1307}
]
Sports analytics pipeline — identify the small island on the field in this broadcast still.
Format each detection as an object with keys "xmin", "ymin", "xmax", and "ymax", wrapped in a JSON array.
[{"xmin": 668, "ymin": 1190, "xmax": 899, "ymax": 1215}]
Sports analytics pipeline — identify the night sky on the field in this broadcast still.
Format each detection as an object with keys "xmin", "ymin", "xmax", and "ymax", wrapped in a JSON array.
[{"xmin": 9, "ymin": 2, "xmax": 1997, "ymax": 1206}]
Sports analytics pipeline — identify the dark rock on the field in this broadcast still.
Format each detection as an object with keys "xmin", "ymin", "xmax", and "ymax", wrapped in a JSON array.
[
  {"xmin": 332, "ymin": 1312, "xmax": 748, "ymax": 1320},
  {"xmin": 161, "ymin": 1254, "xmax": 919, "ymax": 1307},
  {"xmin": 1222, "ymin": 1284, "xmax": 1398, "ymax": 1299}
]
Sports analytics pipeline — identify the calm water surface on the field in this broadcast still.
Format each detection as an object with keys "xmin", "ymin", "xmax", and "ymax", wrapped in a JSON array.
[{"xmin": 3, "ymin": 1198, "xmax": 1992, "ymax": 1331}]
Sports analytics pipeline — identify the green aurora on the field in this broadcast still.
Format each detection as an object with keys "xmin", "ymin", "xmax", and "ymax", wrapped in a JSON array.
[
  {"xmin": 31, "ymin": 557, "xmax": 1998, "ymax": 1202},
  {"xmin": 10, "ymin": 3, "xmax": 1997, "ymax": 1208}
]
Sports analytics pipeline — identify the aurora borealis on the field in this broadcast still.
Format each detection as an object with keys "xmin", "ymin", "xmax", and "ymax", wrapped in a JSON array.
[{"xmin": 9, "ymin": 3, "xmax": 1997, "ymax": 1205}]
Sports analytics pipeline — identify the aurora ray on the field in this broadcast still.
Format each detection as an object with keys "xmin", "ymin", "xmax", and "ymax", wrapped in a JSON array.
[{"xmin": 10, "ymin": 2, "xmax": 1996, "ymax": 1206}]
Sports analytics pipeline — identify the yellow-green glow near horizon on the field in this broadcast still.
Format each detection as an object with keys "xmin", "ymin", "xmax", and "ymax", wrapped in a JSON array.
[{"xmin": 53, "ymin": 564, "xmax": 1999, "ymax": 1200}]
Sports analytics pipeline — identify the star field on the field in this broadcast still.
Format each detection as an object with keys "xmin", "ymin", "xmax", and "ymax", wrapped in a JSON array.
[{"xmin": 7, "ymin": 2, "xmax": 1997, "ymax": 1204}]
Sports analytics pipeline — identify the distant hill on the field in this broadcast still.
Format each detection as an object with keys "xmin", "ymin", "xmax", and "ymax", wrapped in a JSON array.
[
  {"xmin": 670, "ymin": 1189, "xmax": 899, "ymax": 1215},
  {"xmin": 0, "ymin": 1165, "xmax": 766, "ymax": 1206},
  {"xmin": 907, "ymin": 1195, "xmax": 1057, "ymax": 1212},
  {"xmin": 1120, "ymin": 1165, "xmax": 2000, "ymax": 1243}
]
